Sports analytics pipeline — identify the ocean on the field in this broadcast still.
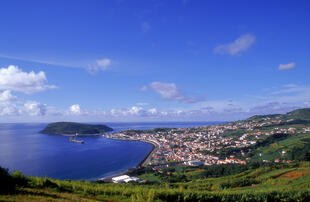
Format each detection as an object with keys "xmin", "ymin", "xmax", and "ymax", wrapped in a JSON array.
[{"xmin": 0, "ymin": 122, "xmax": 219, "ymax": 180}]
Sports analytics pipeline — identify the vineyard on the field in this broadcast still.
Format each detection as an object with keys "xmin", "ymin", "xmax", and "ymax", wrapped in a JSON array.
[{"xmin": 1, "ymin": 162, "xmax": 310, "ymax": 201}]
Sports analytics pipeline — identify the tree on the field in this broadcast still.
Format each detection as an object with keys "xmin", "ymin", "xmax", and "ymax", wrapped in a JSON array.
[{"xmin": 0, "ymin": 166, "xmax": 15, "ymax": 194}]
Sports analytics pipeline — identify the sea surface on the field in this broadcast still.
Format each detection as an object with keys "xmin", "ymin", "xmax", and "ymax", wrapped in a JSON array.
[{"xmin": 0, "ymin": 122, "xmax": 219, "ymax": 180}]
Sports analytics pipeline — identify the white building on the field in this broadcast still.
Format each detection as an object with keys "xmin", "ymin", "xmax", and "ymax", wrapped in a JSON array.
[
  {"xmin": 185, "ymin": 160, "xmax": 204, "ymax": 166},
  {"xmin": 112, "ymin": 175, "xmax": 140, "ymax": 183}
]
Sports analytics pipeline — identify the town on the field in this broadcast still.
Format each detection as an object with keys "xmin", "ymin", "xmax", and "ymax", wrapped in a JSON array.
[{"xmin": 105, "ymin": 115, "xmax": 310, "ymax": 168}]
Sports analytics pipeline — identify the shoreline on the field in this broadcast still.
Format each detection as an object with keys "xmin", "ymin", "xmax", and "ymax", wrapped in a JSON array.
[
  {"xmin": 45, "ymin": 132, "xmax": 160, "ymax": 181},
  {"xmin": 45, "ymin": 133, "xmax": 104, "ymax": 137},
  {"xmin": 98, "ymin": 136, "xmax": 160, "ymax": 181},
  {"xmin": 137, "ymin": 139, "xmax": 159, "ymax": 167},
  {"xmin": 104, "ymin": 136, "xmax": 160, "ymax": 167}
]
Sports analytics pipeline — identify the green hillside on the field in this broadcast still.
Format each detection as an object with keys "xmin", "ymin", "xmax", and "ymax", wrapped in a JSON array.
[
  {"xmin": 286, "ymin": 108, "xmax": 310, "ymax": 121},
  {"xmin": 246, "ymin": 108, "xmax": 310, "ymax": 123},
  {"xmin": 1, "ymin": 162, "xmax": 310, "ymax": 201},
  {"xmin": 40, "ymin": 122, "xmax": 113, "ymax": 135},
  {"xmin": 216, "ymin": 108, "xmax": 310, "ymax": 162}
]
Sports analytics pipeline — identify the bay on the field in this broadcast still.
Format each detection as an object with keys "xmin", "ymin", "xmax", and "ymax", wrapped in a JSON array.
[{"xmin": 0, "ymin": 122, "xmax": 218, "ymax": 180}]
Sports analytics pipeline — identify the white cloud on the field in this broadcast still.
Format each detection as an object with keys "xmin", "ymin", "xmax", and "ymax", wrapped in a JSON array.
[
  {"xmin": 69, "ymin": 104, "xmax": 82, "ymax": 115},
  {"xmin": 96, "ymin": 58, "xmax": 112, "ymax": 70},
  {"xmin": 24, "ymin": 101, "xmax": 47, "ymax": 116},
  {"xmin": 0, "ymin": 105, "xmax": 18, "ymax": 116},
  {"xmin": 110, "ymin": 106, "xmax": 145, "ymax": 117},
  {"xmin": 270, "ymin": 84, "xmax": 308, "ymax": 95},
  {"xmin": 108, "ymin": 106, "xmax": 161, "ymax": 117},
  {"xmin": 278, "ymin": 62, "xmax": 295, "ymax": 70},
  {"xmin": 148, "ymin": 108, "xmax": 157, "ymax": 115},
  {"xmin": 147, "ymin": 82, "xmax": 202, "ymax": 103},
  {"xmin": 102, "ymin": 99, "xmax": 307, "ymax": 121},
  {"xmin": 88, "ymin": 58, "xmax": 112, "ymax": 73},
  {"xmin": 0, "ymin": 90, "xmax": 61, "ymax": 117},
  {"xmin": 150, "ymin": 82, "xmax": 180, "ymax": 100},
  {"xmin": 214, "ymin": 34, "xmax": 255, "ymax": 55},
  {"xmin": 0, "ymin": 90, "xmax": 17, "ymax": 103},
  {"xmin": 0, "ymin": 91, "xmax": 51, "ymax": 117},
  {"xmin": 128, "ymin": 106, "xmax": 143, "ymax": 115},
  {"xmin": 141, "ymin": 22, "xmax": 151, "ymax": 32},
  {"xmin": 0, "ymin": 90, "xmax": 19, "ymax": 116},
  {"xmin": 136, "ymin": 102, "xmax": 149, "ymax": 106},
  {"xmin": 0, "ymin": 65, "xmax": 56, "ymax": 94}
]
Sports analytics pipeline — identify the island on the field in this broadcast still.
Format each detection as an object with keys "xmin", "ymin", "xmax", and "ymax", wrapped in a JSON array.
[{"xmin": 40, "ymin": 122, "xmax": 113, "ymax": 135}]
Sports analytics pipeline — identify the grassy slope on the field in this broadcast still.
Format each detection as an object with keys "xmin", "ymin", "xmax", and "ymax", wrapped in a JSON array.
[
  {"xmin": 253, "ymin": 133, "xmax": 310, "ymax": 160},
  {"xmin": 1, "ymin": 162, "xmax": 310, "ymax": 201},
  {"xmin": 219, "ymin": 108, "xmax": 310, "ymax": 161}
]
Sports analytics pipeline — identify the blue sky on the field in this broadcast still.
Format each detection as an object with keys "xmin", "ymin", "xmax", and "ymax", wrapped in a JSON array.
[{"xmin": 0, "ymin": 0, "xmax": 309, "ymax": 122}]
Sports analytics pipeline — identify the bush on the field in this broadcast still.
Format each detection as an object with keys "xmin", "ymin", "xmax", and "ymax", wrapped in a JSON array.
[
  {"xmin": 0, "ymin": 166, "xmax": 15, "ymax": 194},
  {"xmin": 28, "ymin": 177, "xmax": 58, "ymax": 189},
  {"xmin": 11, "ymin": 170, "xmax": 29, "ymax": 187}
]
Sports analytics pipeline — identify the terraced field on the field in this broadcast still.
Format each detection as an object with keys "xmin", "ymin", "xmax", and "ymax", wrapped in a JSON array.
[{"xmin": 1, "ymin": 162, "xmax": 310, "ymax": 201}]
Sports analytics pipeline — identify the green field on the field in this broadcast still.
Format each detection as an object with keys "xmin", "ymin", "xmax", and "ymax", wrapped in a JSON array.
[{"xmin": 1, "ymin": 162, "xmax": 310, "ymax": 201}]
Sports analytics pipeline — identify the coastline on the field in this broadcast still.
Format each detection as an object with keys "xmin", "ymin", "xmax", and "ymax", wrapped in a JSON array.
[
  {"xmin": 104, "ymin": 136, "xmax": 159, "ymax": 167},
  {"xmin": 43, "ymin": 132, "xmax": 159, "ymax": 181},
  {"xmin": 45, "ymin": 133, "xmax": 103, "ymax": 137},
  {"xmin": 137, "ymin": 139, "xmax": 159, "ymax": 167},
  {"xmin": 98, "ymin": 136, "xmax": 160, "ymax": 181},
  {"xmin": 44, "ymin": 131, "xmax": 161, "ymax": 181}
]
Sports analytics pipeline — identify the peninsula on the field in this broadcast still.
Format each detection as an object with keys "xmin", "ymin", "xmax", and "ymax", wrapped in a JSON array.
[{"xmin": 40, "ymin": 122, "xmax": 113, "ymax": 135}]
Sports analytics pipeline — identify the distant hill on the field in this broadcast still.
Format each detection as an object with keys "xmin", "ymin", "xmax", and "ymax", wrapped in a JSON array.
[
  {"xmin": 285, "ymin": 108, "xmax": 310, "ymax": 120},
  {"xmin": 221, "ymin": 108, "xmax": 310, "ymax": 161},
  {"xmin": 40, "ymin": 122, "xmax": 113, "ymax": 135},
  {"xmin": 247, "ymin": 114, "xmax": 281, "ymax": 121},
  {"xmin": 244, "ymin": 108, "xmax": 310, "ymax": 123}
]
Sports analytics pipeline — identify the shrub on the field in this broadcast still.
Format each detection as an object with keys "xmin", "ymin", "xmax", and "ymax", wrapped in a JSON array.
[
  {"xmin": 11, "ymin": 170, "xmax": 29, "ymax": 187},
  {"xmin": 0, "ymin": 166, "xmax": 15, "ymax": 194}
]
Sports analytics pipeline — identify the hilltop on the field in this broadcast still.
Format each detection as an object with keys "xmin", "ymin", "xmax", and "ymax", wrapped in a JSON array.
[
  {"xmin": 244, "ymin": 108, "xmax": 310, "ymax": 123},
  {"xmin": 40, "ymin": 122, "xmax": 113, "ymax": 135}
]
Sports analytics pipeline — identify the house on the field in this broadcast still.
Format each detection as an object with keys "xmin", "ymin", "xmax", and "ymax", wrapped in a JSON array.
[
  {"xmin": 185, "ymin": 160, "xmax": 204, "ymax": 166},
  {"xmin": 112, "ymin": 175, "xmax": 140, "ymax": 183}
]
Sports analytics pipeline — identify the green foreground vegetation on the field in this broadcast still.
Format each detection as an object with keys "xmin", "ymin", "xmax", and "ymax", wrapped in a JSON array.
[
  {"xmin": 40, "ymin": 122, "xmax": 113, "ymax": 135},
  {"xmin": 1, "ymin": 162, "xmax": 310, "ymax": 201},
  {"xmin": 2, "ymin": 109, "xmax": 310, "ymax": 201}
]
